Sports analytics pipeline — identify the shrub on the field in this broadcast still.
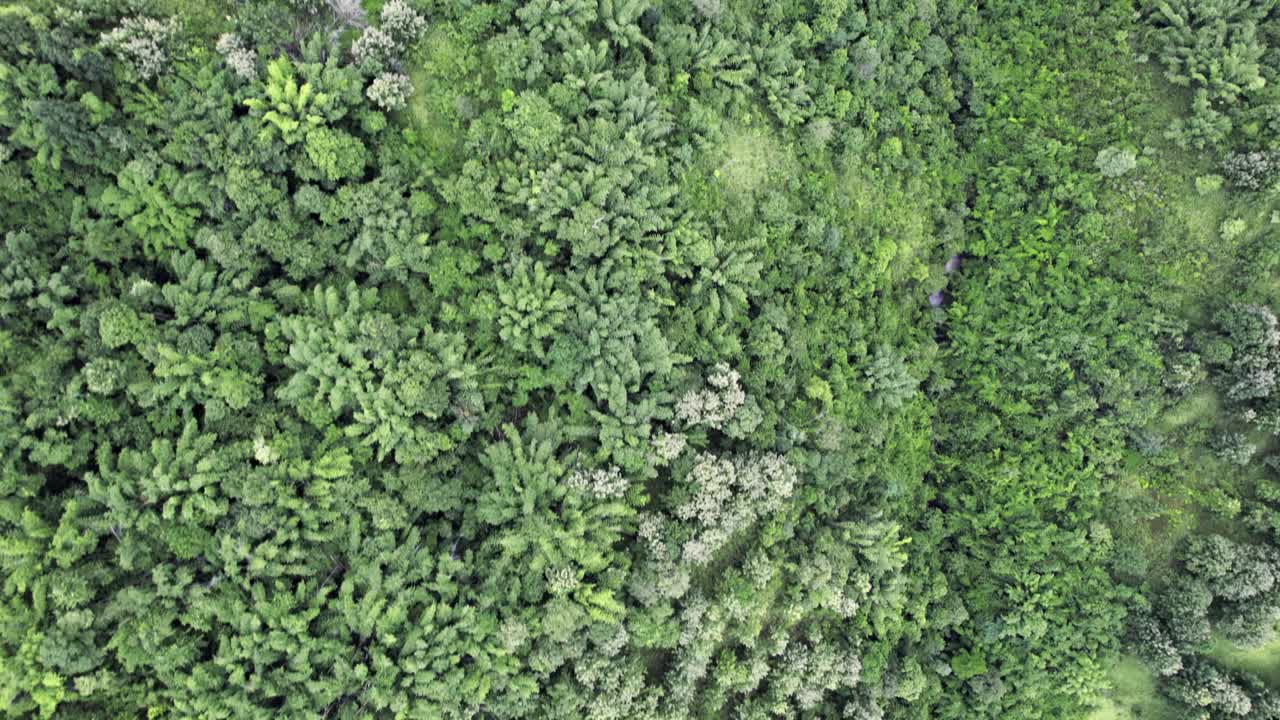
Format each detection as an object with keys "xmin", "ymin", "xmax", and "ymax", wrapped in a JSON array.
[
  {"xmin": 1130, "ymin": 610, "xmax": 1184, "ymax": 676},
  {"xmin": 1095, "ymin": 146, "xmax": 1137, "ymax": 177},
  {"xmin": 1219, "ymin": 218, "xmax": 1248, "ymax": 243},
  {"xmin": 1164, "ymin": 352, "xmax": 1207, "ymax": 394},
  {"xmin": 366, "ymin": 71, "xmax": 414, "ymax": 110},
  {"xmin": 693, "ymin": 0, "xmax": 723, "ymax": 20},
  {"xmin": 1214, "ymin": 432, "xmax": 1258, "ymax": 466},
  {"xmin": 351, "ymin": 0, "xmax": 425, "ymax": 72},
  {"xmin": 1157, "ymin": 575, "xmax": 1214, "ymax": 647},
  {"xmin": 1223, "ymin": 150, "xmax": 1280, "ymax": 190},
  {"xmin": 215, "ymin": 33, "xmax": 257, "ymax": 80},
  {"xmin": 100, "ymin": 16, "xmax": 179, "ymax": 80}
]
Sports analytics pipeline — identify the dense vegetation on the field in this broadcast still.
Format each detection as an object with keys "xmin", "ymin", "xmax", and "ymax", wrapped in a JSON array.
[{"xmin": 1, "ymin": 0, "xmax": 1279, "ymax": 718}]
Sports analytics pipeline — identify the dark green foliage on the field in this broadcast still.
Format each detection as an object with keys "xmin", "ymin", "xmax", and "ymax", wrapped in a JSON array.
[
  {"xmin": 918, "ymin": 1, "xmax": 1174, "ymax": 716},
  {"xmin": 1140, "ymin": 0, "xmax": 1280, "ymax": 150},
  {"xmin": 1135, "ymin": 529, "xmax": 1280, "ymax": 713},
  {"xmin": 0, "ymin": 2, "xmax": 950, "ymax": 717},
  {"xmin": 2, "ymin": 0, "xmax": 1273, "ymax": 719},
  {"xmin": 1130, "ymin": 608, "xmax": 1186, "ymax": 677},
  {"xmin": 1163, "ymin": 658, "xmax": 1255, "ymax": 717}
]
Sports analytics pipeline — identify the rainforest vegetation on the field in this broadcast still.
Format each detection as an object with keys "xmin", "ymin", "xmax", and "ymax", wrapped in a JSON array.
[{"xmin": 2, "ymin": 0, "xmax": 1280, "ymax": 718}]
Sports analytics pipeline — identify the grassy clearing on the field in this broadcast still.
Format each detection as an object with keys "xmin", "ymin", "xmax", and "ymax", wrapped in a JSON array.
[
  {"xmin": 1088, "ymin": 656, "xmax": 1179, "ymax": 720},
  {"xmin": 1207, "ymin": 633, "xmax": 1280, "ymax": 688},
  {"xmin": 715, "ymin": 122, "xmax": 792, "ymax": 199},
  {"xmin": 1101, "ymin": 64, "xmax": 1245, "ymax": 311},
  {"xmin": 1122, "ymin": 62, "xmax": 1280, "ymax": 313},
  {"xmin": 832, "ymin": 148, "xmax": 941, "ymax": 285},
  {"xmin": 404, "ymin": 24, "xmax": 484, "ymax": 171},
  {"xmin": 1158, "ymin": 386, "xmax": 1220, "ymax": 433}
]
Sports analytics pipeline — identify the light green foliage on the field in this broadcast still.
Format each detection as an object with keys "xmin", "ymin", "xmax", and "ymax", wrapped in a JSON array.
[
  {"xmin": 276, "ymin": 283, "xmax": 479, "ymax": 464},
  {"xmin": 1220, "ymin": 217, "xmax": 1249, "ymax": 242},
  {"xmin": 715, "ymin": 124, "xmax": 789, "ymax": 198},
  {"xmin": 551, "ymin": 270, "xmax": 676, "ymax": 414},
  {"xmin": 1195, "ymin": 174, "xmax": 1225, "ymax": 194},
  {"xmin": 302, "ymin": 125, "xmax": 366, "ymax": 181},
  {"xmin": 503, "ymin": 91, "xmax": 563, "ymax": 160},
  {"xmin": 97, "ymin": 303, "xmax": 144, "ymax": 349},
  {"xmin": 98, "ymin": 157, "xmax": 206, "ymax": 257},
  {"xmin": 1207, "ymin": 634, "xmax": 1280, "ymax": 685},
  {"xmin": 497, "ymin": 259, "xmax": 568, "ymax": 359},
  {"xmin": 245, "ymin": 56, "xmax": 330, "ymax": 145},
  {"xmin": 865, "ymin": 346, "xmax": 919, "ymax": 410}
]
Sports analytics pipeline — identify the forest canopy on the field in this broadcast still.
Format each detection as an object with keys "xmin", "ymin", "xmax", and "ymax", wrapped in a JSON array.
[{"xmin": 2, "ymin": 0, "xmax": 1280, "ymax": 719}]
